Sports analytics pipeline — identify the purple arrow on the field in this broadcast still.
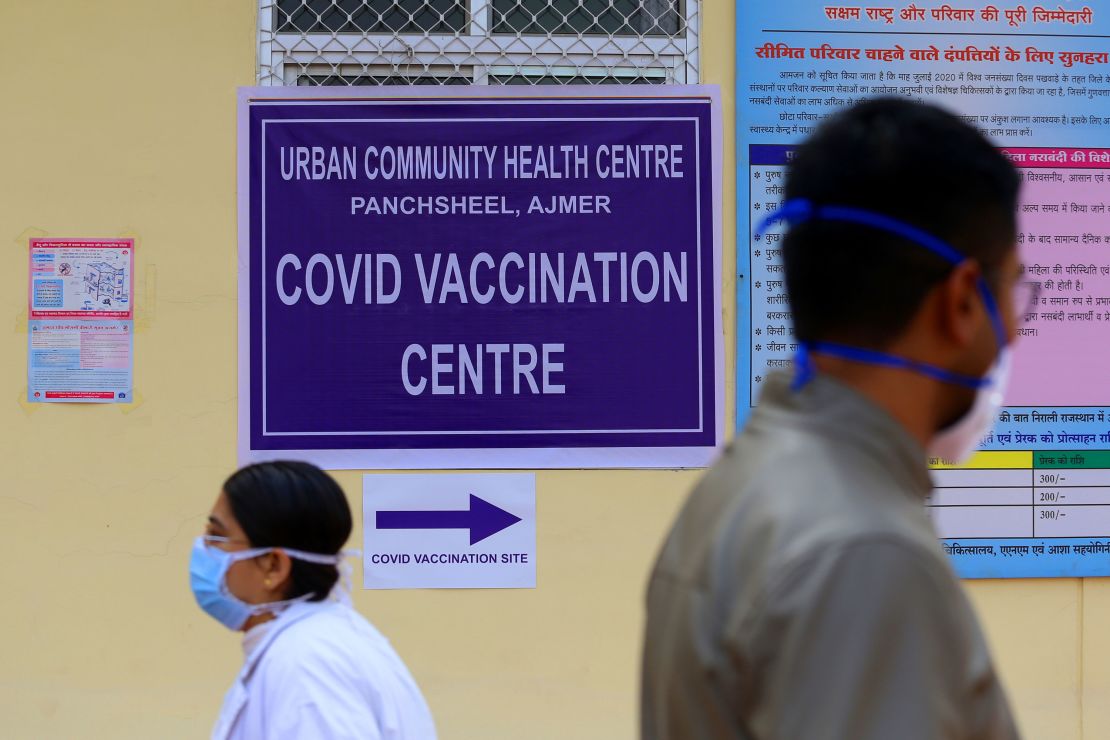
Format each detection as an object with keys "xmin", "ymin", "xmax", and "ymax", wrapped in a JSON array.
[{"xmin": 376, "ymin": 494, "xmax": 522, "ymax": 545}]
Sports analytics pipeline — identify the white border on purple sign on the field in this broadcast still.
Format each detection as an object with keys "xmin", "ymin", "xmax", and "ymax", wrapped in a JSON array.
[
  {"xmin": 262, "ymin": 117, "xmax": 703, "ymax": 436},
  {"xmin": 237, "ymin": 85, "xmax": 724, "ymax": 470}
]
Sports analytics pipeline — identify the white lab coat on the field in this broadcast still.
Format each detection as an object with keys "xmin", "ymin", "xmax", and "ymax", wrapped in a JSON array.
[{"xmin": 212, "ymin": 600, "xmax": 437, "ymax": 739}]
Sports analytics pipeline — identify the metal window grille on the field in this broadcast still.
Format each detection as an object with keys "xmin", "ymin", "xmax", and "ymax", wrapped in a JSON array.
[{"xmin": 258, "ymin": 1, "xmax": 700, "ymax": 86}]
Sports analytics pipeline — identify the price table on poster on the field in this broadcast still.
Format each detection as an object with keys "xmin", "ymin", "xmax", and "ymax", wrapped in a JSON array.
[{"xmin": 929, "ymin": 451, "xmax": 1110, "ymax": 575}]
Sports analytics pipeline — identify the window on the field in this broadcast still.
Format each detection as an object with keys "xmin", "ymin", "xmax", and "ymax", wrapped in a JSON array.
[
  {"xmin": 491, "ymin": 0, "xmax": 683, "ymax": 36},
  {"xmin": 276, "ymin": 0, "xmax": 467, "ymax": 34},
  {"xmin": 259, "ymin": 0, "xmax": 699, "ymax": 86}
]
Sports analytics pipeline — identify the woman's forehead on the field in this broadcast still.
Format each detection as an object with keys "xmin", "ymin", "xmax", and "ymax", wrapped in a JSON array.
[{"xmin": 210, "ymin": 492, "xmax": 246, "ymax": 535}]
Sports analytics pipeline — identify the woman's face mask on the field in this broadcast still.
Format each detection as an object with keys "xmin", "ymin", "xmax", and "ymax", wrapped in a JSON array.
[{"xmin": 189, "ymin": 535, "xmax": 345, "ymax": 631}]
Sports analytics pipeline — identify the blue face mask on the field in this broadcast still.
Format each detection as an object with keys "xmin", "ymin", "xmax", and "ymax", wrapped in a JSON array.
[{"xmin": 189, "ymin": 536, "xmax": 347, "ymax": 631}]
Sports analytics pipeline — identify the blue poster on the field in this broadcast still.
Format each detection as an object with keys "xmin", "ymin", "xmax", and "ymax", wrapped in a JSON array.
[
  {"xmin": 239, "ymin": 87, "xmax": 722, "ymax": 470},
  {"xmin": 736, "ymin": 1, "xmax": 1110, "ymax": 577}
]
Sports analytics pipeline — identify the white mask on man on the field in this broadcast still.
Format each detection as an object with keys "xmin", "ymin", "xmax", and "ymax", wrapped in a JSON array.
[{"xmin": 927, "ymin": 348, "xmax": 1011, "ymax": 464}]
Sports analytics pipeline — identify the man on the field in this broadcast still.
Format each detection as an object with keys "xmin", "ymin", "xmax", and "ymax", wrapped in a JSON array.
[{"xmin": 642, "ymin": 98, "xmax": 1025, "ymax": 739}]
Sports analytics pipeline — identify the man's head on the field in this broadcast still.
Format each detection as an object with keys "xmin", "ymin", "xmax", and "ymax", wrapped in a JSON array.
[
  {"xmin": 783, "ymin": 97, "xmax": 1020, "ymax": 346},
  {"xmin": 780, "ymin": 97, "xmax": 1023, "ymax": 436}
]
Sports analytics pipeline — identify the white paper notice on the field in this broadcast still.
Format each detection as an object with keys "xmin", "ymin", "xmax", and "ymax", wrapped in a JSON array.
[
  {"xmin": 28, "ymin": 321, "xmax": 133, "ymax": 403},
  {"xmin": 29, "ymin": 238, "xmax": 133, "ymax": 320},
  {"xmin": 27, "ymin": 238, "xmax": 135, "ymax": 403},
  {"xmin": 363, "ymin": 473, "xmax": 536, "ymax": 589}
]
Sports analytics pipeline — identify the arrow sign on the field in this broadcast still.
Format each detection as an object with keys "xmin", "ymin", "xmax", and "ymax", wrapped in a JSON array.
[{"xmin": 376, "ymin": 494, "xmax": 522, "ymax": 545}]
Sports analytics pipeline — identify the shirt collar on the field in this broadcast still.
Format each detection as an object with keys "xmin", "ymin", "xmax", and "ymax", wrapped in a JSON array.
[
  {"xmin": 755, "ymin": 370, "xmax": 933, "ymax": 499},
  {"xmin": 241, "ymin": 619, "xmax": 274, "ymax": 660}
]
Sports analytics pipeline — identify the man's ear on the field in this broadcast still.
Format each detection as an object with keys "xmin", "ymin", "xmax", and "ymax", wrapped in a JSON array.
[{"xmin": 937, "ymin": 261, "xmax": 984, "ymax": 348}]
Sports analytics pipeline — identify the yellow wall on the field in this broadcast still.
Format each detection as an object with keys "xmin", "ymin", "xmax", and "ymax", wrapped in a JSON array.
[{"xmin": 0, "ymin": 1, "xmax": 1097, "ymax": 738}]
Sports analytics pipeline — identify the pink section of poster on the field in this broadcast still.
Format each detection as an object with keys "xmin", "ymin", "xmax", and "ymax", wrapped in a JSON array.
[{"xmin": 1008, "ymin": 148, "xmax": 1110, "ymax": 405}]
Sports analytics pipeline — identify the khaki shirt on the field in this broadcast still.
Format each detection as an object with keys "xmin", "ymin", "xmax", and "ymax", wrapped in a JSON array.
[{"xmin": 642, "ymin": 372, "xmax": 1019, "ymax": 740}]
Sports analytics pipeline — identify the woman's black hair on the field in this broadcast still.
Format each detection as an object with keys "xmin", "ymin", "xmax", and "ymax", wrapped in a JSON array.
[{"xmin": 223, "ymin": 461, "xmax": 352, "ymax": 602}]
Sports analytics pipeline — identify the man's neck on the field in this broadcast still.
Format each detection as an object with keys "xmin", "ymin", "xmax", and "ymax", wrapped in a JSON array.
[{"xmin": 812, "ymin": 354, "xmax": 942, "ymax": 449}]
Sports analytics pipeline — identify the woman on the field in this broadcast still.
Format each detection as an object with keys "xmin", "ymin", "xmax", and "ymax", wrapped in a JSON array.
[{"xmin": 190, "ymin": 461, "xmax": 437, "ymax": 739}]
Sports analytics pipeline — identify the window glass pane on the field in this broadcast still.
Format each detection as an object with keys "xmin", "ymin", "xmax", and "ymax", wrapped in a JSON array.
[
  {"xmin": 277, "ymin": 0, "xmax": 467, "ymax": 34},
  {"xmin": 298, "ymin": 73, "xmax": 471, "ymax": 85},
  {"xmin": 490, "ymin": 73, "xmax": 663, "ymax": 85},
  {"xmin": 492, "ymin": 0, "xmax": 683, "ymax": 36}
]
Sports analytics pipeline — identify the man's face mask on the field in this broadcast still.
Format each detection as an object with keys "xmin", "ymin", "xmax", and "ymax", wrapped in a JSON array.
[{"xmin": 756, "ymin": 199, "xmax": 1028, "ymax": 463}]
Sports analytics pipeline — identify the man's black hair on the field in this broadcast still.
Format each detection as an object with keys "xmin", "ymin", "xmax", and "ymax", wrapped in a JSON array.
[
  {"xmin": 782, "ymin": 97, "xmax": 1020, "ymax": 347},
  {"xmin": 224, "ymin": 461, "xmax": 352, "ymax": 601}
]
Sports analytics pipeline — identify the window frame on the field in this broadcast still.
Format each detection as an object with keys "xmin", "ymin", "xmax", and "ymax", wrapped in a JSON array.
[{"xmin": 258, "ymin": 0, "xmax": 699, "ymax": 86}]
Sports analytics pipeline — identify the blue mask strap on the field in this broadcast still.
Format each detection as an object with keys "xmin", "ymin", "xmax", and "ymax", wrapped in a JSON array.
[
  {"xmin": 802, "ymin": 342, "xmax": 989, "ymax": 389},
  {"xmin": 757, "ymin": 201, "xmax": 966, "ymax": 263},
  {"xmin": 790, "ymin": 344, "xmax": 817, "ymax": 391},
  {"xmin": 976, "ymin": 280, "xmax": 1006, "ymax": 345},
  {"xmin": 760, "ymin": 199, "xmax": 1005, "ymax": 389}
]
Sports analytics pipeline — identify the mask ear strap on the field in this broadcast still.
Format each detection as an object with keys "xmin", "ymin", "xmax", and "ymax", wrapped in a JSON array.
[
  {"xmin": 790, "ymin": 344, "xmax": 816, "ymax": 391},
  {"xmin": 331, "ymin": 560, "xmax": 355, "ymax": 606},
  {"xmin": 759, "ymin": 199, "xmax": 1008, "ymax": 390},
  {"xmin": 225, "ymin": 547, "xmax": 273, "ymax": 563},
  {"xmin": 756, "ymin": 198, "xmax": 814, "ymax": 238},
  {"xmin": 277, "ymin": 547, "xmax": 348, "ymax": 566},
  {"xmin": 976, "ymin": 277, "xmax": 1007, "ymax": 348},
  {"xmin": 247, "ymin": 592, "xmax": 315, "ymax": 617},
  {"xmin": 816, "ymin": 204, "xmax": 967, "ymax": 264},
  {"xmin": 808, "ymin": 341, "xmax": 990, "ymax": 389},
  {"xmin": 276, "ymin": 547, "xmax": 360, "ymax": 604}
]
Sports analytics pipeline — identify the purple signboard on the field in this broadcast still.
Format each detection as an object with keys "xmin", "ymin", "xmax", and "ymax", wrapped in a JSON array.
[{"xmin": 237, "ymin": 87, "xmax": 722, "ymax": 469}]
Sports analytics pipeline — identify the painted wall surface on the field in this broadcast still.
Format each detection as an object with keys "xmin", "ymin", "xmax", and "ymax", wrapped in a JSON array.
[{"xmin": 0, "ymin": 1, "xmax": 1100, "ymax": 738}]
